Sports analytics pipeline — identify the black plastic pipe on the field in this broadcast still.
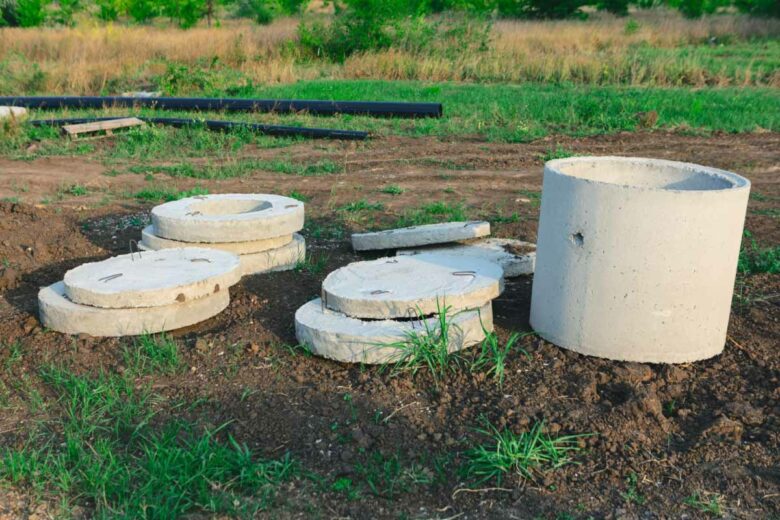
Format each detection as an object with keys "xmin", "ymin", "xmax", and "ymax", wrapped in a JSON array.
[
  {"xmin": 29, "ymin": 116, "xmax": 368, "ymax": 140},
  {"xmin": 2, "ymin": 96, "xmax": 442, "ymax": 118}
]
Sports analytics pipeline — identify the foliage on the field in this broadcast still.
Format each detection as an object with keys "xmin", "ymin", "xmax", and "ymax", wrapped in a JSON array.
[
  {"xmin": 738, "ymin": 231, "xmax": 780, "ymax": 274},
  {"xmin": 462, "ymin": 420, "xmax": 591, "ymax": 484},
  {"xmin": 15, "ymin": 0, "xmax": 46, "ymax": 26}
]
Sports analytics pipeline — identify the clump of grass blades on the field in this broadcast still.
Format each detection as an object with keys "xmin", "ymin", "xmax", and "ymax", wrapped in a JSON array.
[
  {"xmin": 462, "ymin": 421, "xmax": 592, "ymax": 485},
  {"xmin": 738, "ymin": 231, "xmax": 779, "ymax": 274},
  {"xmin": 385, "ymin": 301, "xmax": 462, "ymax": 385},
  {"xmin": 133, "ymin": 185, "xmax": 208, "ymax": 202},
  {"xmin": 122, "ymin": 333, "xmax": 181, "ymax": 375},
  {"xmin": 394, "ymin": 202, "xmax": 468, "ymax": 228},
  {"xmin": 471, "ymin": 329, "xmax": 532, "ymax": 388},
  {"xmin": 0, "ymin": 367, "xmax": 298, "ymax": 517}
]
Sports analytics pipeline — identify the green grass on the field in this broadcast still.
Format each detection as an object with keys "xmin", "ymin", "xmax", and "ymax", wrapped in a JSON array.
[
  {"xmin": 471, "ymin": 329, "xmax": 532, "ymax": 388},
  {"xmin": 462, "ymin": 421, "xmax": 591, "ymax": 485},
  {"xmin": 620, "ymin": 472, "xmax": 646, "ymax": 505},
  {"xmin": 287, "ymin": 190, "xmax": 310, "ymax": 202},
  {"xmin": 338, "ymin": 199, "xmax": 384, "ymax": 212},
  {"xmin": 132, "ymin": 185, "xmax": 208, "ymax": 202},
  {"xmin": 394, "ymin": 201, "xmax": 468, "ymax": 228},
  {"xmin": 0, "ymin": 366, "xmax": 298, "ymax": 517},
  {"xmin": 540, "ymin": 145, "xmax": 577, "ymax": 162},
  {"xmin": 294, "ymin": 253, "xmax": 329, "ymax": 275},
  {"xmin": 128, "ymin": 157, "xmax": 343, "ymax": 179},
  {"xmin": 2, "ymin": 82, "xmax": 777, "ymax": 159},
  {"xmin": 738, "ymin": 231, "xmax": 780, "ymax": 274},
  {"xmin": 384, "ymin": 302, "xmax": 461, "ymax": 385},
  {"xmin": 353, "ymin": 451, "xmax": 433, "ymax": 499},
  {"xmin": 380, "ymin": 184, "xmax": 405, "ymax": 195},
  {"xmin": 684, "ymin": 491, "xmax": 723, "ymax": 516},
  {"xmin": 122, "ymin": 333, "xmax": 181, "ymax": 375}
]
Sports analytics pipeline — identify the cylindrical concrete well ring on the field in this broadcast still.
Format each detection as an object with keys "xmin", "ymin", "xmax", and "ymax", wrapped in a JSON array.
[{"xmin": 529, "ymin": 156, "xmax": 750, "ymax": 363}]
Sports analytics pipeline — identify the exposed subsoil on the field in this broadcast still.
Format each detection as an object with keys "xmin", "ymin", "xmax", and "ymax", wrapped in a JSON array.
[{"xmin": 0, "ymin": 131, "xmax": 778, "ymax": 519}]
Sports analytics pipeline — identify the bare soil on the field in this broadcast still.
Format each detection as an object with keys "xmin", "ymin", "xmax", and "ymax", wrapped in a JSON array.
[{"xmin": 0, "ymin": 131, "xmax": 778, "ymax": 519}]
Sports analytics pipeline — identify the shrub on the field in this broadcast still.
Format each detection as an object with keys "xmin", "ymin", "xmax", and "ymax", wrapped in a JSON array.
[
  {"xmin": 496, "ymin": 0, "xmax": 589, "ymax": 19},
  {"xmin": 95, "ymin": 0, "xmax": 122, "ymax": 20},
  {"xmin": 16, "ymin": 0, "xmax": 47, "ymax": 26},
  {"xmin": 599, "ymin": 0, "xmax": 629, "ymax": 15},
  {"xmin": 735, "ymin": 0, "xmax": 780, "ymax": 16},
  {"xmin": 234, "ymin": 0, "xmax": 274, "ymax": 24},
  {"xmin": 126, "ymin": 0, "xmax": 158, "ymax": 22},
  {"xmin": 0, "ymin": 0, "xmax": 20, "ymax": 26},
  {"xmin": 298, "ymin": 0, "xmax": 430, "ymax": 61}
]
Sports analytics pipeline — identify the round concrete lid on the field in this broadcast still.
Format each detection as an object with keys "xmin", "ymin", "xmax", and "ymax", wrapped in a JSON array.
[
  {"xmin": 398, "ymin": 238, "xmax": 536, "ymax": 278},
  {"xmin": 151, "ymin": 193, "xmax": 304, "ymax": 243},
  {"xmin": 295, "ymin": 298, "xmax": 492, "ymax": 364},
  {"xmin": 63, "ymin": 247, "xmax": 241, "ymax": 309},
  {"xmin": 141, "ymin": 225, "xmax": 294, "ymax": 254},
  {"xmin": 351, "ymin": 221, "xmax": 490, "ymax": 251},
  {"xmin": 39, "ymin": 281, "xmax": 230, "ymax": 337},
  {"xmin": 321, "ymin": 255, "xmax": 503, "ymax": 319}
]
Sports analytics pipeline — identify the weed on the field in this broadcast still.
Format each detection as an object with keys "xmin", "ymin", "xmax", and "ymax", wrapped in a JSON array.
[
  {"xmin": 281, "ymin": 343, "xmax": 313, "ymax": 357},
  {"xmin": 354, "ymin": 451, "xmax": 433, "ymax": 499},
  {"xmin": 66, "ymin": 184, "xmax": 88, "ymax": 196},
  {"xmin": 384, "ymin": 301, "xmax": 466, "ymax": 386},
  {"xmin": 288, "ymin": 190, "xmax": 310, "ymax": 202},
  {"xmin": 462, "ymin": 421, "xmax": 591, "ymax": 485},
  {"xmin": 294, "ymin": 253, "xmax": 329, "ymax": 275},
  {"xmin": 684, "ymin": 491, "xmax": 723, "ymax": 516},
  {"xmin": 331, "ymin": 476, "xmax": 361, "ymax": 500},
  {"xmin": 0, "ymin": 367, "xmax": 298, "ymax": 516},
  {"xmin": 471, "ymin": 329, "xmax": 532, "ymax": 387},
  {"xmin": 541, "ymin": 145, "xmax": 577, "ymax": 161},
  {"xmin": 620, "ymin": 472, "xmax": 645, "ymax": 505},
  {"xmin": 738, "ymin": 231, "xmax": 779, "ymax": 274},
  {"xmin": 518, "ymin": 189, "xmax": 542, "ymax": 208},
  {"xmin": 395, "ymin": 201, "xmax": 468, "ymax": 228},
  {"xmin": 338, "ymin": 199, "xmax": 384, "ymax": 212},
  {"xmin": 132, "ymin": 185, "xmax": 208, "ymax": 202},
  {"xmin": 380, "ymin": 184, "xmax": 404, "ymax": 195},
  {"xmin": 122, "ymin": 333, "xmax": 181, "ymax": 375},
  {"xmin": 1, "ymin": 341, "xmax": 23, "ymax": 372}
]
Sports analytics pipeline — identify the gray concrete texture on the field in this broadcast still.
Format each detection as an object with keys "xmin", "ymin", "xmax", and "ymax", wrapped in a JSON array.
[
  {"xmin": 397, "ymin": 238, "xmax": 536, "ymax": 277},
  {"xmin": 152, "ymin": 193, "xmax": 304, "ymax": 243},
  {"xmin": 141, "ymin": 225, "xmax": 294, "ymax": 254},
  {"xmin": 530, "ymin": 156, "xmax": 750, "ymax": 363},
  {"xmin": 39, "ymin": 281, "xmax": 230, "ymax": 337},
  {"xmin": 351, "ymin": 221, "xmax": 490, "ymax": 251},
  {"xmin": 0, "ymin": 106, "xmax": 26, "ymax": 120},
  {"xmin": 63, "ymin": 248, "xmax": 241, "ymax": 309},
  {"xmin": 321, "ymin": 255, "xmax": 503, "ymax": 319},
  {"xmin": 295, "ymin": 298, "xmax": 492, "ymax": 364}
]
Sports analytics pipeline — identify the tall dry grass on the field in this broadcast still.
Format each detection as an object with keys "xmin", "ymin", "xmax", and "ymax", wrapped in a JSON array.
[{"xmin": 0, "ymin": 12, "xmax": 778, "ymax": 94}]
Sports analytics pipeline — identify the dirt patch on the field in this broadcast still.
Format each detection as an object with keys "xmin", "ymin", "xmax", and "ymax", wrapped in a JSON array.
[{"xmin": 0, "ymin": 131, "xmax": 778, "ymax": 518}]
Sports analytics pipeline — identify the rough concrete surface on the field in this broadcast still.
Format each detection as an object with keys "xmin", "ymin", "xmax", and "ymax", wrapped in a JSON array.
[
  {"xmin": 530, "ymin": 156, "xmax": 750, "ymax": 363},
  {"xmin": 63, "ymin": 248, "xmax": 241, "ymax": 308},
  {"xmin": 39, "ymin": 281, "xmax": 230, "ymax": 337},
  {"xmin": 321, "ymin": 255, "xmax": 503, "ymax": 319},
  {"xmin": 141, "ymin": 225, "xmax": 293, "ymax": 254},
  {"xmin": 0, "ymin": 106, "xmax": 26, "ymax": 120},
  {"xmin": 398, "ymin": 238, "xmax": 536, "ymax": 277},
  {"xmin": 351, "ymin": 221, "xmax": 490, "ymax": 251},
  {"xmin": 152, "ymin": 193, "xmax": 304, "ymax": 243},
  {"xmin": 238, "ymin": 233, "xmax": 306, "ymax": 275},
  {"xmin": 295, "ymin": 298, "xmax": 493, "ymax": 364}
]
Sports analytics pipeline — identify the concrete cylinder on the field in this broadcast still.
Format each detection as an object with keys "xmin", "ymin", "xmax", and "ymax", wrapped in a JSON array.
[{"xmin": 530, "ymin": 157, "xmax": 750, "ymax": 363}]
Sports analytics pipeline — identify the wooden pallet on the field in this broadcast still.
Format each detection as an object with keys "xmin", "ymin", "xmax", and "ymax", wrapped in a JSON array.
[{"xmin": 62, "ymin": 117, "xmax": 145, "ymax": 139}]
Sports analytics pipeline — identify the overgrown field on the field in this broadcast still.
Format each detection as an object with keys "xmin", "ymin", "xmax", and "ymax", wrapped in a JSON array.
[{"xmin": 1, "ymin": 13, "xmax": 779, "ymax": 94}]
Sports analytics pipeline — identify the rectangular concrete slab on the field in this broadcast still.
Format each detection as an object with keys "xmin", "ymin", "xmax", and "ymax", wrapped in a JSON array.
[{"xmin": 351, "ymin": 221, "xmax": 490, "ymax": 251}]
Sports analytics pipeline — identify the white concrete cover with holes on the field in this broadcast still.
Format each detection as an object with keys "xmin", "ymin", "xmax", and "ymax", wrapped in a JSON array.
[
  {"xmin": 397, "ymin": 238, "xmax": 537, "ymax": 277},
  {"xmin": 351, "ymin": 221, "xmax": 491, "ymax": 251},
  {"xmin": 237, "ymin": 233, "xmax": 306, "ymax": 275},
  {"xmin": 151, "ymin": 193, "xmax": 304, "ymax": 243},
  {"xmin": 39, "ymin": 281, "xmax": 230, "ymax": 337},
  {"xmin": 0, "ymin": 106, "xmax": 26, "ymax": 120},
  {"xmin": 140, "ymin": 225, "xmax": 294, "ymax": 254},
  {"xmin": 530, "ymin": 156, "xmax": 751, "ymax": 363},
  {"xmin": 63, "ymin": 248, "xmax": 241, "ymax": 309},
  {"xmin": 295, "ymin": 298, "xmax": 493, "ymax": 364},
  {"xmin": 321, "ymin": 255, "xmax": 503, "ymax": 319}
]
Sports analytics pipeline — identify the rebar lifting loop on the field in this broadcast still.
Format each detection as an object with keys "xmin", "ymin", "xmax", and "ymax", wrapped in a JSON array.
[{"xmin": 128, "ymin": 240, "xmax": 142, "ymax": 262}]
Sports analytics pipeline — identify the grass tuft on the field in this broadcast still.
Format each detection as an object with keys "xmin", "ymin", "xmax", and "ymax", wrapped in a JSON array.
[
  {"xmin": 394, "ymin": 202, "xmax": 468, "ymax": 228},
  {"xmin": 122, "ymin": 333, "xmax": 181, "ymax": 375},
  {"xmin": 380, "ymin": 185, "xmax": 405, "ymax": 195},
  {"xmin": 385, "ymin": 301, "xmax": 461, "ymax": 385},
  {"xmin": 462, "ymin": 421, "xmax": 591, "ymax": 485},
  {"xmin": 684, "ymin": 491, "xmax": 723, "ymax": 516},
  {"xmin": 471, "ymin": 329, "xmax": 532, "ymax": 388},
  {"xmin": 738, "ymin": 231, "xmax": 779, "ymax": 274},
  {"xmin": 133, "ymin": 185, "xmax": 209, "ymax": 202}
]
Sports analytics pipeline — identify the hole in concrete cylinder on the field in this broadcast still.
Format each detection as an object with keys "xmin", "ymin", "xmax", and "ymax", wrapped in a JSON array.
[{"xmin": 571, "ymin": 232, "xmax": 584, "ymax": 247}]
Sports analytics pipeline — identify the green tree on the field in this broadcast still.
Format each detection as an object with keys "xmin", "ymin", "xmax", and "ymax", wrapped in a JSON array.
[
  {"xmin": 95, "ymin": 0, "xmax": 123, "ymax": 20},
  {"xmin": 16, "ymin": 0, "xmax": 47, "ymax": 25},
  {"xmin": 127, "ymin": 0, "xmax": 158, "ymax": 22}
]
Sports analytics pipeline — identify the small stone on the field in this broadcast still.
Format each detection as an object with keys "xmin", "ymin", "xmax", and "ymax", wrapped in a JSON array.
[{"xmin": 195, "ymin": 338, "xmax": 209, "ymax": 352}]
